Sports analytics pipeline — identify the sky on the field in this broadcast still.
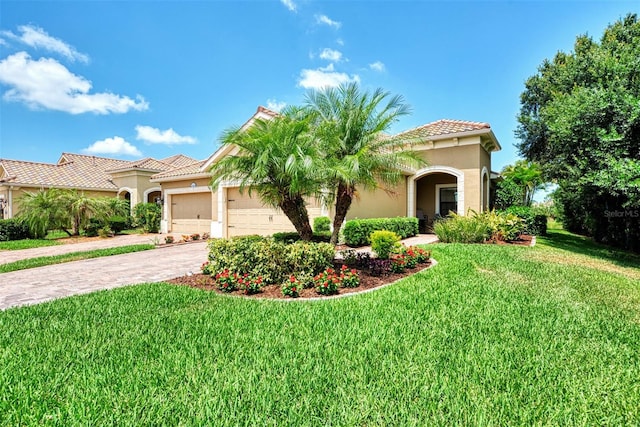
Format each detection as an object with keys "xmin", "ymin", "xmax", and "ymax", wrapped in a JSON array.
[{"xmin": 0, "ymin": 0, "xmax": 638, "ymax": 174}]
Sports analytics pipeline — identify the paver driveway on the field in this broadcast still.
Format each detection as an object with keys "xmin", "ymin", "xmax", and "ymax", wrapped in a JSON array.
[{"xmin": 0, "ymin": 241, "xmax": 208, "ymax": 310}]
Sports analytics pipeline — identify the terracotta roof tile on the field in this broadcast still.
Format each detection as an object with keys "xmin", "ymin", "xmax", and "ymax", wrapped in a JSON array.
[
  {"xmin": 161, "ymin": 154, "xmax": 199, "ymax": 168},
  {"xmin": 151, "ymin": 160, "xmax": 208, "ymax": 180},
  {"xmin": 395, "ymin": 119, "xmax": 490, "ymax": 141}
]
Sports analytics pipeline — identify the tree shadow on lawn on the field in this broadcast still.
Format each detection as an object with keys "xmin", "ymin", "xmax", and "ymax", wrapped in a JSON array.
[{"xmin": 539, "ymin": 227, "xmax": 640, "ymax": 270}]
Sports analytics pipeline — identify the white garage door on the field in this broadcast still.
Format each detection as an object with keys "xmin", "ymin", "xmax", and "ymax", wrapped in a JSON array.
[{"xmin": 226, "ymin": 188, "xmax": 322, "ymax": 237}]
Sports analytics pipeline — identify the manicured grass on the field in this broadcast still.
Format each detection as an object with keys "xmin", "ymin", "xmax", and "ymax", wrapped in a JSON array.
[
  {"xmin": 0, "ymin": 229, "xmax": 638, "ymax": 425},
  {"xmin": 0, "ymin": 244, "xmax": 155, "ymax": 273},
  {"xmin": 0, "ymin": 239, "xmax": 61, "ymax": 251}
]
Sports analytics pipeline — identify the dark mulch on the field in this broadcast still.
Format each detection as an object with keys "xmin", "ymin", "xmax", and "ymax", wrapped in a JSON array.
[{"xmin": 166, "ymin": 261, "xmax": 433, "ymax": 300}]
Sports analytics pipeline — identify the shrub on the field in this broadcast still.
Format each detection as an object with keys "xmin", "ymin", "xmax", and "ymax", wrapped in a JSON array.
[
  {"xmin": 286, "ymin": 241, "xmax": 335, "ymax": 276},
  {"xmin": 502, "ymin": 206, "xmax": 548, "ymax": 236},
  {"xmin": 207, "ymin": 236, "xmax": 334, "ymax": 286},
  {"xmin": 214, "ymin": 269, "xmax": 239, "ymax": 292},
  {"xmin": 272, "ymin": 231, "xmax": 331, "ymax": 244},
  {"xmin": 0, "ymin": 218, "xmax": 32, "ymax": 241},
  {"xmin": 313, "ymin": 268, "xmax": 340, "ymax": 295},
  {"xmin": 98, "ymin": 226, "xmax": 114, "ymax": 238},
  {"xmin": 369, "ymin": 259, "xmax": 392, "ymax": 277},
  {"xmin": 533, "ymin": 214, "xmax": 548, "ymax": 236},
  {"xmin": 239, "ymin": 276, "xmax": 263, "ymax": 295},
  {"xmin": 84, "ymin": 218, "xmax": 102, "ymax": 237},
  {"xmin": 134, "ymin": 203, "xmax": 161, "ymax": 233},
  {"xmin": 434, "ymin": 213, "xmax": 489, "ymax": 243},
  {"xmin": 282, "ymin": 275, "xmax": 301, "ymax": 298},
  {"xmin": 340, "ymin": 249, "xmax": 358, "ymax": 266},
  {"xmin": 390, "ymin": 253, "xmax": 407, "ymax": 273},
  {"xmin": 313, "ymin": 216, "xmax": 331, "ymax": 233},
  {"xmin": 190, "ymin": 233, "xmax": 200, "ymax": 241},
  {"xmin": 165, "ymin": 235, "xmax": 175, "ymax": 244},
  {"xmin": 343, "ymin": 217, "xmax": 419, "ymax": 247},
  {"xmin": 370, "ymin": 230, "xmax": 400, "ymax": 260},
  {"xmin": 200, "ymin": 260, "xmax": 212, "ymax": 274},
  {"xmin": 107, "ymin": 216, "xmax": 128, "ymax": 234},
  {"xmin": 338, "ymin": 265, "xmax": 359, "ymax": 288}
]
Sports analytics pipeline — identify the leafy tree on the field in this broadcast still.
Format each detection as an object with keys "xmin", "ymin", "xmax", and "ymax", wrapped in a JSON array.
[
  {"xmin": 516, "ymin": 13, "xmax": 640, "ymax": 251},
  {"xmin": 62, "ymin": 190, "xmax": 105, "ymax": 236},
  {"xmin": 494, "ymin": 178, "xmax": 522, "ymax": 210},
  {"xmin": 210, "ymin": 106, "xmax": 323, "ymax": 241},
  {"xmin": 306, "ymin": 82, "xmax": 424, "ymax": 244},
  {"xmin": 134, "ymin": 203, "xmax": 161, "ymax": 233}
]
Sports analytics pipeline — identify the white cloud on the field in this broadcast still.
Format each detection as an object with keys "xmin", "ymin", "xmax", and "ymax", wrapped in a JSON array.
[
  {"xmin": 266, "ymin": 99, "xmax": 286, "ymax": 112},
  {"xmin": 319, "ymin": 48, "xmax": 342, "ymax": 62},
  {"xmin": 316, "ymin": 14, "xmax": 341, "ymax": 29},
  {"xmin": 369, "ymin": 61, "xmax": 386, "ymax": 72},
  {"xmin": 0, "ymin": 38, "xmax": 6, "ymax": 46},
  {"xmin": 0, "ymin": 52, "xmax": 148, "ymax": 114},
  {"xmin": 298, "ymin": 66, "xmax": 359, "ymax": 90},
  {"xmin": 336, "ymin": 38, "xmax": 344, "ymax": 46},
  {"xmin": 83, "ymin": 136, "xmax": 142, "ymax": 157},
  {"xmin": 135, "ymin": 125, "xmax": 197, "ymax": 145},
  {"xmin": 3, "ymin": 25, "xmax": 89, "ymax": 63},
  {"xmin": 280, "ymin": 0, "xmax": 296, "ymax": 12}
]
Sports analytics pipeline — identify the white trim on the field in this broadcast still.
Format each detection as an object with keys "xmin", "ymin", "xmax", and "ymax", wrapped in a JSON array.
[
  {"xmin": 408, "ymin": 165, "xmax": 465, "ymax": 216},
  {"xmin": 435, "ymin": 184, "xmax": 458, "ymax": 216},
  {"xmin": 143, "ymin": 187, "xmax": 162, "ymax": 203},
  {"xmin": 481, "ymin": 166, "xmax": 489, "ymax": 212}
]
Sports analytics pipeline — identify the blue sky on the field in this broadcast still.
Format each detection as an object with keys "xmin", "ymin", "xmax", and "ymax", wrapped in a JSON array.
[{"xmin": 1, "ymin": 0, "xmax": 638, "ymax": 173}]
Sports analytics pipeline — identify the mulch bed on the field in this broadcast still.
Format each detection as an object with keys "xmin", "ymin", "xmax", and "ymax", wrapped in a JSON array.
[{"xmin": 167, "ymin": 260, "xmax": 434, "ymax": 300}]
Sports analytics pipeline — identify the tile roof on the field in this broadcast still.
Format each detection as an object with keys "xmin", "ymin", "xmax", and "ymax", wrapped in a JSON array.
[
  {"xmin": 0, "ymin": 152, "xmax": 201, "ymax": 190},
  {"xmin": 151, "ymin": 160, "xmax": 208, "ymax": 180},
  {"xmin": 395, "ymin": 119, "xmax": 491, "ymax": 141}
]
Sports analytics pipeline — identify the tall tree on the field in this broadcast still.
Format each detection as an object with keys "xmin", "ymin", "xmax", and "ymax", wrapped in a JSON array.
[
  {"xmin": 306, "ymin": 82, "xmax": 423, "ymax": 244},
  {"xmin": 516, "ymin": 13, "xmax": 640, "ymax": 251},
  {"xmin": 501, "ymin": 160, "xmax": 545, "ymax": 207},
  {"xmin": 209, "ymin": 106, "xmax": 323, "ymax": 241}
]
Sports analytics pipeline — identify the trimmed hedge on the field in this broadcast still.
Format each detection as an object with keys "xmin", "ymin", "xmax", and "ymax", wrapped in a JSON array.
[
  {"xmin": 343, "ymin": 217, "xmax": 419, "ymax": 247},
  {"xmin": 272, "ymin": 231, "xmax": 332, "ymax": 244},
  {"xmin": 0, "ymin": 218, "xmax": 32, "ymax": 241},
  {"xmin": 313, "ymin": 216, "xmax": 331, "ymax": 233},
  {"xmin": 206, "ymin": 236, "xmax": 334, "ymax": 285}
]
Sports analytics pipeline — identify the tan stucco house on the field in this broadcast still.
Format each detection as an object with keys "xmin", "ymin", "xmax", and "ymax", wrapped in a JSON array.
[
  {"xmin": 0, "ymin": 152, "xmax": 197, "ymax": 219},
  {"xmin": 150, "ymin": 106, "xmax": 501, "ymax": 237}
]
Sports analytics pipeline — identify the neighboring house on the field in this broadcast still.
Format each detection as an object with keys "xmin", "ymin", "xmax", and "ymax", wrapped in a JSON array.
[
  {"xmin": 0, "ymin": 152, "xmax": 198, "ymax": 219},
  {"xmin": 151, "ymin": 106, "xmax": 502, "ymax": 237}
]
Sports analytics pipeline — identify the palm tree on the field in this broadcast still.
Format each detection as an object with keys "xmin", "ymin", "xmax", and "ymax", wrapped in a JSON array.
[
  {"xmin": 501, "ymin": 160, "xmax": 545, "ymax": 206},
  {"xmin": 17, "ymin": 188, "xmax": 70, "ymax": 238},
  {"xmin": 63, "ymin": 190, "xmax": 104, "ymax": 236},
  {"xmin": 306, "ymin": 82, "xmax": 424, "ymax": 244},
  {"xmin": 209, "ymin": 106, "xmax": 323, "ymax": 241}
]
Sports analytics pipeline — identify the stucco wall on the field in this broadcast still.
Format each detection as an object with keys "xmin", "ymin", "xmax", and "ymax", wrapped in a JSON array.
[{"xmin": 344, "ymin": 180, "xmax": 407, "ymax": 220}]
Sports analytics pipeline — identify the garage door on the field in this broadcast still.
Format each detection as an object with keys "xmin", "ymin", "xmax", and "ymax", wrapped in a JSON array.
[
  {"xmin": 226, "ymin": 188, "xmax": 322, "ymax": 237},
  {"xmin": 170, "ymin": 192, "xmax": 212, "ymax": 234}
]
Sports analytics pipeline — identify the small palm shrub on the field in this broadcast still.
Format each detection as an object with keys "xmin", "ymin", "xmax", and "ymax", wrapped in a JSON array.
[
  {"xmin": 134, "ymin": 203, "xmax": 161, "ymax": 233},
  {"xmin": 370, "ymin": 230, "xmax": 401, "ymax": 259}
]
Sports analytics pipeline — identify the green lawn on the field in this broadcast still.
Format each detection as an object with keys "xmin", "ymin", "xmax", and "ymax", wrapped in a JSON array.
[
  {"xmin": 0, "ymin": 239, "xmax": 61, "ymax": 251},
  {"xmin": 0, "ymin": 244, "xmax": 155, "ymax": 273},
  {"xmin": 0, "ymin": 228, "xmax": 638, "ymax": 425}
]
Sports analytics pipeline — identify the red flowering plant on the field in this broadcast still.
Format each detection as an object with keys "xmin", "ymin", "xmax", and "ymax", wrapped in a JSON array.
[
  {"xmin": 238, "ymin": 275, "xmax": 263, "ymax": 295},
  {"xmin": 338, "ymin": 264, "xmax": 359, "ymax": 288},
  {"xmin": 214, "ymin": 269, "xmax": 239, "ymax": 292},
  {"xmin": 282, "ymin": 275, "xmax": 301, "ymax": 298},
  {"xmin": 313, "ymin": 267, "xmax": 340, "ymax": 295},
  {"xmin": 389, "ymin": 253, "xmax": 407, "ymax": 273},
  {"xmin": 399, "ymin": 245, "xmax": 418, "ymax": 268},
  {"xmin": 414, "ymin": 247, "xmax": 431, "ymax": 264}
]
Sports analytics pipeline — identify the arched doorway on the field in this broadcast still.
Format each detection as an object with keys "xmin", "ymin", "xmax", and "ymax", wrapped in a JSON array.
[{"xmin": 408, "ymin": 166, "xmax": 465, "ymax": 226}]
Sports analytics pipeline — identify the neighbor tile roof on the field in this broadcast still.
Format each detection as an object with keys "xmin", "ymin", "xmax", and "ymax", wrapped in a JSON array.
[
  {"xmin": 395, "ymin": 119, "xmax": 491, "ymax": 141},
  {"xmin": 0, "ymin": 152, "xmax": 201, "ymax": 190}
]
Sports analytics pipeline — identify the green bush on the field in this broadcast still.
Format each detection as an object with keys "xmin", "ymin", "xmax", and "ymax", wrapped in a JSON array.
[
  {"xmin": 272, "ymin": 231, "xmax": 331, "ymax": 244},
  {"xmin": 108, "ymin": 216, "xmax": 128, "ymax": 234},
  {"xmin": 502, "ymin": 206, "xmax": 547, "ymax": 235},
  {"xmin": 313, "ymin": 216, "xmax": 331, "ymax": 233},
  {"xmin": 343, "ymin": 217, "xmax": 418, "ymax": 247},
  {"xmin": 433, "ymin": 214, "xmax": 489, "ymax": 243},
  {"xmin": 0, "ymin": 218, "xmax": 32, "ymax": 241},
  {"xmin": 207, "ymin": 236, "xmax": 334, "ymax": 285},
  {"xmin": 370, "ymin": 230, "xmax": 400, "ymax": 259},
  {"xmin": 134, "ymin": 203, "xmax": 161, "ymax": 233},
  {"xmin": 533, "ymin": 214, "xmax": 548, "ymax": 236},
  {"xmin": 84, "ymin": 218, "xmax": 102, "ymax": 237}
]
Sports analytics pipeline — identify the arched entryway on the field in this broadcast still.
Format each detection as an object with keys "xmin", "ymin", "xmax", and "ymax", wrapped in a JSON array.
[
  {"xmin": 408, "ymin": 166, "xmax": 465, "ymax": 227},
  {"xmin": 145, "ymin": 188, "xmax": 162, "ymax": 204},
  {"xmin": 481, "ymin": 167, "xmax": 489, "ymax": 212}
]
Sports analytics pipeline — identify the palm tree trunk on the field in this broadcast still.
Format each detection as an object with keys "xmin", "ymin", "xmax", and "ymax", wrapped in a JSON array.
[
  {"xmin": 330, "ymin": 182, "xmax": 354, "ymax": 245},
  {"xmin": 280, "ymin": 194, "xmax": 314, "ymax": 241}
]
